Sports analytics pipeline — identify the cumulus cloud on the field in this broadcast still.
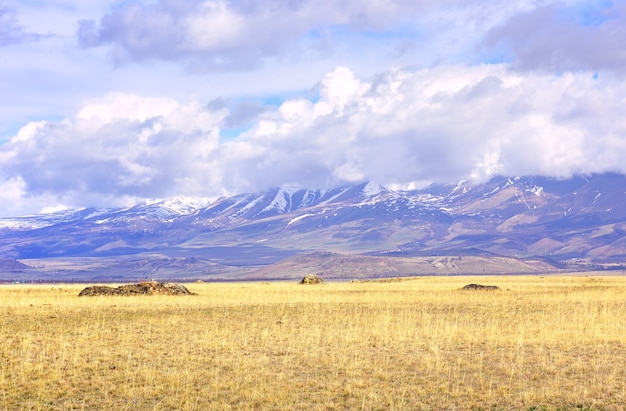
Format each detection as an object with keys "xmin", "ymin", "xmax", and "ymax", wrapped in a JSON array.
[
  {"xmin": 0, "ymin": 93, "xmax": 227, "ymax": 214},
  {"xmin": 2, "ymin": 64, "xmax": 626, "ymax": 216},
  {"xmin": 483, "ymin": 2, "xmax": 626, "ymax": 74},
  {"xmin": 225, "ymin": 65, "xmax": 626, "ymax": 191}
]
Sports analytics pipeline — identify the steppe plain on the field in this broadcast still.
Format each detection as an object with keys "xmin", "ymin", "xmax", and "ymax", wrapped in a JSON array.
[{"xmin": 1, "ymin": 274, "xmax": 625, "ymax": 410}]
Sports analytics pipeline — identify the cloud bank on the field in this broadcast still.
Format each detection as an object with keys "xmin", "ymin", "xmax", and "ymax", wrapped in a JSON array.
[
  {"xmin": 1, "ymin": 0, "xmax": 626, "ymax": 216},
  {"xmin": 76, "ymin": 0, "xmax": 538, "ymax": 70},
  {"xmin": 2, "ymin": 64, "xmax": 626, "ymax": 215}
]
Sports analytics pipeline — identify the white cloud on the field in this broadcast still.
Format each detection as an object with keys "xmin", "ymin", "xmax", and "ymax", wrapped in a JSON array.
[
  {"xmin": 184, "ymin": 2, "xmax": 245, "ymax": 51},
  {"xmin": 76, "ymin": 92, "xmax": 180, "ymax": 123},
  {"xmin": 0, "ymin": 93, "xmax": 227, "ymax": 215},
  {"xmin": 220, "ymin": 65, "xmax": 626, "ymax": 191},
  {"xmin": 3, "ymin": 64, "xmax": 626, "ymax": 216},
  {"xmin": 75, "ymin": 0, "xmax": 542, "ymax": 71},
  {"xmin": 2, "ymin": 1, "xmax": 626, "ymax": 217},
  {"xmin": 0, "ymin": 177, "xmax": 28, "ymax": 214}
]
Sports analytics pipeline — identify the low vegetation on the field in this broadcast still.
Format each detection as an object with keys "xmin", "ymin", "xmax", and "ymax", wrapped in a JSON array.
[
  {"xmin": 1, "ymin": 275, "xmax": 625, "ymax": 410},
  {"xmin": 78, "ymin": 281, "xmax": 196, "ymax": 296},
  {"xmin": 299, "ymin": 274, "xmax": 324, "ymax": 284}
]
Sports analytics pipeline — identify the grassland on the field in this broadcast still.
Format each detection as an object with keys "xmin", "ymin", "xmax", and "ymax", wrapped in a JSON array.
[{"xmin": 1, "ymin": 275, "xmax": 625, "ymax": 410}]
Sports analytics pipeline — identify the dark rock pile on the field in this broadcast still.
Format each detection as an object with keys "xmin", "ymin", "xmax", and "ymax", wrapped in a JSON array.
[
  {"xmin": 78, "ymin": 281, "xmax": 196, "ymax": 296},
  {"xmin": 300, "ymin": 274, "xmax": 324, "ymax": 284},
  {"xmin": 462, "ymin": 283, "xmax": 500, "ymax": 290}
]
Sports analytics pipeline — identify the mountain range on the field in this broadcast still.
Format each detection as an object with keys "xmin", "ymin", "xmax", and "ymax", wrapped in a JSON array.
[{"xmin": 1, "ymin": 173, "xmax": 625, "ymax": 282}]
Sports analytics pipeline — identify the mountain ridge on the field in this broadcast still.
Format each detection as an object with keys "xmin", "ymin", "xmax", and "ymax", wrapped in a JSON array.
[{"xmin": 1, "ymin": 173, "xmax": 625, "ymax": 282}]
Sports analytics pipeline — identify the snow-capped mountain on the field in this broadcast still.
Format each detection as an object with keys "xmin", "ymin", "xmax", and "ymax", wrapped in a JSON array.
[{"xmin": 1, "ymin": 173, "xmax": 626, "ymax": 282}]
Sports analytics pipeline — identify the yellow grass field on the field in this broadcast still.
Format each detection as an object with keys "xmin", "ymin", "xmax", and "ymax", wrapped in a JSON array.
[{"xmin": 1, "ymin": 275, "xmax": 625, "ymax": 410}]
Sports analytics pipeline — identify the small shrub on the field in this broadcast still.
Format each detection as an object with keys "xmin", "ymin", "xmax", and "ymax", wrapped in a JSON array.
[
  {"xmin": 462, "ymin": 283, "xmax": 499, "ymax": 290},
  {"xmin": 300, "ymin": 274, "xmax": 323, "ymax": 284}
]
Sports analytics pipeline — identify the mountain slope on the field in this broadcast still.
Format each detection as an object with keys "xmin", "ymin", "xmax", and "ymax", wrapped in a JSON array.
[{"xmin": 1, "ymin": 174, "xmax": 625, "ymax": 281}]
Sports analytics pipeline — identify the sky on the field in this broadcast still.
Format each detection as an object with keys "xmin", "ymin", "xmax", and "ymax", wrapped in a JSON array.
[{"xmin": 1, "ymin": 0, "xmax": 626, "ymax": 216}]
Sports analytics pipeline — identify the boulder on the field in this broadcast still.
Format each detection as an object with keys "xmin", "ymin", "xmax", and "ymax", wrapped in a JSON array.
[{"xmin": 79, "ymin": 281, "xmax": 196, "ymax": 296}]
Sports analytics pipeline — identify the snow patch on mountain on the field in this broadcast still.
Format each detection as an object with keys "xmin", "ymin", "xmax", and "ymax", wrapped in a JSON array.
[
  {"xmin": 527, "ymin": 186, "xmax": 543, "ymax": 196},
  {"xmin": 82, "ymin": 209, "xmax": 114, "ymax": 220},
  {"xmin": 233, "ymin": 195, "xmax": 266, "ymax": 217},
  {"xmin": 287, "ymin": 213, "xmax": 314, "ymax": 227},
  {"xmin": 0, "ymin": 208, "xmax": 100, "ymax": 230},
  {"xmin": 412, "ymin": 193, "xmax": 446, "ymax": 206},
  {"xmin": 319, "ymin": 188, "xmax": 351, "ymax": 205},
  {"xmin": 592, "ymin": 193, "xmax": 602, "ymax": 204},
  {"xmin": 0, "ymin": 218, "xmax": 49, "ymax": 230},
  {"xmin": 298, "ymin": 190, "xmax": 319, "ymax": 208},
  {"xmin": 262, "ymin": 190, "xmax": 289, "ymax": 213},
  {"xmin": 450, "ymin": 180, "xmax": 470, "ymax": 195},
  {"xmin": 158, "ymin": 197, "xmax": 214, "ymax": 215},
  {"xmin": 483, "ymin": 186, "xmax": 500, "ymax": 196}
]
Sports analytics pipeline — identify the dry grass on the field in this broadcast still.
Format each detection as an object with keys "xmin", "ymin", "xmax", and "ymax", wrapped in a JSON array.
[{"xmin": 1, "ymin": 275, "xmax": 626, "ymax": 410}]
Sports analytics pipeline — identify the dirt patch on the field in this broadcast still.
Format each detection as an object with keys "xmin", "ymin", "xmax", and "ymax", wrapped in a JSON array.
[
  {"xmin": 462, "ymin": 283, "xmax": 500, "ymax": 291},
  {"xmin": 78, "ymin": 281, "xmax": 196, "ymax": 296}
]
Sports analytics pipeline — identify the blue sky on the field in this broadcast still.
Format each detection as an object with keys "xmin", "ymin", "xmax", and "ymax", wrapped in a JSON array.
[{"xmin": 1, "ymin": 0, "xmax": 626, "ymax": 216}]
